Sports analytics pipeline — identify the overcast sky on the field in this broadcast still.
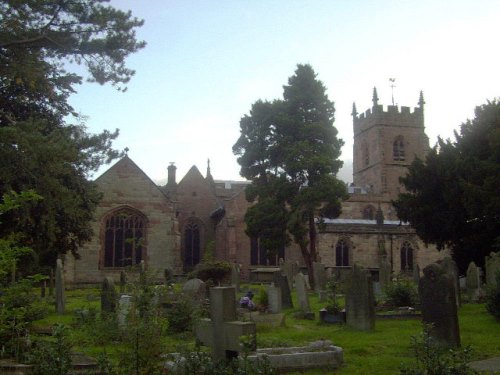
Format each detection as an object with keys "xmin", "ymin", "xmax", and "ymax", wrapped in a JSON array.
[{"xmin": 68, "ymin": 0, "xmax": 500, "ymax": 184}]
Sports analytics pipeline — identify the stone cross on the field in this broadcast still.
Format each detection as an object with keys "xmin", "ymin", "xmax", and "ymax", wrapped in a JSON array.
[
  {"xmin": 294, "ymin": 272, "xmax": 314, "ymax": 319},
  {"xmin": 101, "ymin": 276, "xmax": 117, "ymax": 313},
  {"xmin": 273, "ymin": 271, "xmax": 293, "ymax": 308},
  {"xmin": 195, "ymin": 287, "xmax": 256, "ymax": 361},
  {"xmin": 346, "ymin": 264, "xmax": 375, "ymax": 331},
  {"xmin": 419, "ymin": 263, "xmax": 460, "ymax": 348},
  {"xmin": 231, "ymin": 263, "xmax": 241, "ymax": 292},
  {"xmin": 485, "ymin": 251, "xmax": 500, "ymax": 287},
  {"xmin": 55, "ymin": 258, "xmax": 65, "ymax": 314},
  {"xmin": 313, "ymin": 262, "xmax": 327, "ymax": 292}
]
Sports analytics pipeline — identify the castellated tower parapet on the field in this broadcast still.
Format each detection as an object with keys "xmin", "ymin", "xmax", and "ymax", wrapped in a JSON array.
[{"xmin": 352, "ymin": 89, "xmax": 429, "ymax": 200}]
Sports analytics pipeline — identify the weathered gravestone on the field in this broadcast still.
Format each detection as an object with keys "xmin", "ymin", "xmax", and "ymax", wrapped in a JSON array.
[
  {"xmin": 294, "ymin": 272, "xmax": 314, "ymax": 319},
  {"xmin": 281, "ymin": 260, "xmax": 299, "ymax": 291},
  {"xmin": 139, "ymin": 259, "xmax": 146, "ymax": 285},
  {"xmin": 413, "ymin": 264, "xmax": 421, "ymax": 285},
  {"xmin": 485, "ymin": 251, "xmax": 500, "ymax": 287},
  {"xmin": 195, "ymin": 287, "xmax": 256, "ymax": 361},
  {"xmin": 379, "ymin": 256, "xmax": 392, "ymax": 291},
  {"xmin": 118, "ymin": 294, "xmax": 132, "ymax": 327},
  {"xmin": 273, "ymin": 271, "xmax": 293, "ymax": 308},
  {"xmin": 466, "ymin": 261, "xmax": 482, "ymax": 301},
  {"xmin": 346, "ymin": 264, "xmax": 375, "ymax": 331},
  {"xmin": 439, "ymin": 256, "xmax": 460, "ymax": 307},
  {"xmin": 182, "ymin": 278, "xmax": 207, "ymax": 302},
  {"xmin": 267, "ymin": 284, "xmax": 282, "ymax": 314},
  {"xmin": 419, "ymin": 263, "xmax": 460, "ymax": 348},
  {"xmin": 313, "ymin": 262, "xmax": 327, "ymax": 293},
  {"xmin": 231, "ymin": 263, "xmax": 241, "ymax": 292},
  {"xmin": 55, "ymin": 258, "xmax": 65, "ymax": 314},
  {"xmin": 119, "ymin": 270, "xmax": 126, "ymax": 293},
  {"xmin": 101, "ymin": 277, "xmax": 117, "ymax": 313}
]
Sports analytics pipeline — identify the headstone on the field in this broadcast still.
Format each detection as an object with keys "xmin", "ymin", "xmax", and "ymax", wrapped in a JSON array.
[
  {"xmin": 439, "ymin": 257, "xmax": 460, "ymax": 307},
  {"xmin": 119, "ymin": 270, "xmax": 126, "ymax": 293},
  {"xmin": 49, "ymin": 268, "xmax": 54, "ymax": 297},
  {"xmin": 413, "ymin": 264, "xmax": 421, "ymax": 285},
  {"xmin": 101, "ymin": 277, "xmax": 117, "ymax": 313},
  {"xmin": 195, "ymin": 287, "xmax": 256, "ymax": 361},
  {"xmin": 459, "ymin": 276, "xmax": 466, "ymax": 290},
  {"xmin": 231, "ymin": 263, "xmax": 240, "ymax": 292},
  {"xmin": 466, "ymin": 261, "xmax": 482, "ymax": 300},
  {"xmin": 182, "ymin": 278, "xmax": 207, "ymax": 302},
  {"xmin": 164, "ymin": 268, "xmax": 173, "ymax": 286},
  {"xmin": 485, "ymin": 251, "xmax": 500, "ymax": 287},
  {"xmin": 273, "ymin": 271, "xmax": 293, "ymax": 308},
  {"xmin": 55, "ymin": 259, "xmax": 65, "ymax": 314},
  {"xmin": 313, "ymin": 262, "xmax": 327, "ymax": 292},
  {"xmin": 118, "ymin": 294, "xmax": 132, "ymax": 327},
  {"xmin": 345, "ymin": 264, "xmax": 375, "ymax": 331},
  {"xmin": 139, "ymin": 260, "xmax": 146, "ymax": 285},
  {"xmin": 294, "ymin": 272, "xmax": 314, "ymax": 319},
  {"xmin": 267, "ymin": 284, "xmax": 282, "ymax": 314},
  {"xmin": 281, "ymin": 260, "xmax": 299, "ymax": 291},
  {"xmin": 419, "ymin": 263, "xmax": 460, "ymax": 348},
  {"xmin": 379, "ymin": 256, "xmax": 392, "ymax": 290}
]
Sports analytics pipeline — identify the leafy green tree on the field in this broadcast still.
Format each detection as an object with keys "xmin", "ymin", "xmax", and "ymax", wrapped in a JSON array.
[
  {"xmin": 233, "ymin": 64, "xmax": 347, "ymax": 288},
  {"xmin": 0, "ymin": 0, "xmax": 145, "ymax": 268},
  {"xmin": 394, "ymin": 100, "xmax": 500, "ymax": 272}
]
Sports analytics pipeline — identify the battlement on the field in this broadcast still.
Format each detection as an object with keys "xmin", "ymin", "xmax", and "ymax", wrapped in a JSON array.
[{"xmin": 355, "ymin": 104, "xmax": 422, "ymax": 120}]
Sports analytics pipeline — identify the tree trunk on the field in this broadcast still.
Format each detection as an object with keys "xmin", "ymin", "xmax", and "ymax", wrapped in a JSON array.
[{"xmin": 300, "ymin": 243, "xmax": 315, "ymax": 291}]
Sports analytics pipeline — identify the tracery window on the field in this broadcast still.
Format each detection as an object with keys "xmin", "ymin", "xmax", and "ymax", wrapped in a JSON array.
[
  {"xmin": 103, "ymin": 208, "xmax": 145, "ymax": 268},
  {"xmin": 335, "ymin": 239, "xmax": 349, "ymax": 267},
  {"xmin": 184, "ymin": 222, "xmax": 201, "ymax": 268},
  {"xmin": 400, "ymin": 241, "xmax": 414, "ymax": 271},
  {"xmin": 393, "ymin": 136, "xmax": 405, "ymax": 161},
  {"xmin": 250, "ymin": 236, "xmax": 284, "ymax": 266}
]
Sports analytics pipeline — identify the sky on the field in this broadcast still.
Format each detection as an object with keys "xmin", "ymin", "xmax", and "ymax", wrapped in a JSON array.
[{"xmin": 68, "ymin": 0, "xmax": 500, "ymax": 184}]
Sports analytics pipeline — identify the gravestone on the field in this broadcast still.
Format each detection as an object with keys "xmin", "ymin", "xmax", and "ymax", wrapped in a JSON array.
[
  {"xmin": 273, "ymin": 271, "xmax": 293, "ymax": 308},
  {"xmin": 313, "ymin": 262, "xmax": 327, "ymax": 292},
  {"xmin": 231, "ymin": 263, "xmax": 241, "ymax": 292},
  {"xmin": 345, "ymin": 264, "xmax": 375, "ymax": 331},
  {"xmin": 182, "ymin": 278, "xmax": 207, "ymax": 302},
  {"xmin": 118, "ymin": 294, "xmax": 132, "ymax": 327},
  {"xmin": 139, "ymin": 260, "xmax": 146, "ymax": 285},
  {"xmin": 294, "ymin": 272, "xmax": 314, "ymax": 319},
  {"xmin": 413, "ymin": 264, "xmax": 420, "ymax": 285},
  {"xmin": 281, "ymin": 260, "xmax": 299, "ymax": 291},
  {"xmin": 119, "ymin": 270, "xmax": 126, "ymax": 293},
  {"xmin": 195, "ymin": 287, "xmax": 256, "ymax": 361},
  {"xmin": 55, "ymin": 258, "xmax": 65, "ymax": 314},
  {"xmin": 267, "ymin": 284, "xmax": 282, "ymax": 314},
  {"xmin": 439, "ymin": 257, "xmax": 460, "ymax": 307},
  {"xmin": 466, "ymin": 261, "xmax": 482, "ymax": 301},
  {"xmin": 379, "ymin": 256, "xmax": 392, "ymax": 290},
  {"xmin": 164, "ymin": 268, "xmax": 173, "ymax": 286},
  {"xmin": 485, "ymin": 251, "xmax": 500, "ymax": 287},
  {"xmin": 419, "ymin": 263, "xmax": 460, "ymax": 348},
  {"xmin": 101, "ymin": 277, "xmax": 117, "ymax": 313}
]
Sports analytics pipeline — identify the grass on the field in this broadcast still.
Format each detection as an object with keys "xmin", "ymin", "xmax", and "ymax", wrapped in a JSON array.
[{"xmin": 29, "ymin": 285, "xmax": 500, "ymax": 374}]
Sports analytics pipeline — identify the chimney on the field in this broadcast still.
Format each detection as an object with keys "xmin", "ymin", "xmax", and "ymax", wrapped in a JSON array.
[{"xmin": 167, "ymin": 162, "xmax": 177, "ymax": 185}]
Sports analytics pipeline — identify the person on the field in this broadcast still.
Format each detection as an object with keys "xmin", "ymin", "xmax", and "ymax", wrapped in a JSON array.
[{"xmin": 239, "ymin": 291, "xmax": 255, "ymax": 310}]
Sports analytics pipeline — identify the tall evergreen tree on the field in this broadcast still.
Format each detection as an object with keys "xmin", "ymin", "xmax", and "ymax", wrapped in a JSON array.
[
  {"xmin": 233, "ymin": 64, "xmax": 347, "ymax": 288},
  {"xmin": 394, "ymin": 100, "xmax": 500, "ymax": 272}
]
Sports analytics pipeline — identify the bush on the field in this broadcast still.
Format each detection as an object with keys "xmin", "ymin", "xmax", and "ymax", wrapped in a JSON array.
[
  {"xmin": 28, "ymin": 324, "xmax": 72, "ymax": 375},
  {"xmin": 485, "ymin": 271, "xmax": 500, "ymax": 319},
  {"xmin": 190, "ymin": 260, "xmax": 231, "ymax": 285},
  {"xmin": 256, "ymin": 286, "xmax": 268, "ymax": 311},
  {"xmin": 384, "ymin": 279, "xmax": 418, "ymax": 307}
]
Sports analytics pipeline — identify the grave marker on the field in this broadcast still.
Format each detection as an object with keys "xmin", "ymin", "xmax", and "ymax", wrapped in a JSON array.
[
  {"xmin": 267, "ymin": 284, "xmax": 282, "ymax": 314},
  {"xmin": 485, "ymin": 251, "xmax": 500, "ymax": 287},
  {"xmin": 313, "ymin": 262, "xmax": 327, "ymax": 292},
  {"xmin": 379, "ymin": 256, "xmax": 392, "ymax": 290},
  {"xmin": 273, "ymin": 271, "xmax": 293, "ymax": 308},
  {"xmin": 294, "ymin": 272, "xmax": 314, "ymax": 319},
  {"xmin": 55, "ymin": 258, "xmax": 65, "ymax": 314},
  {"xmin": 439, "ymin": 257, "xmax": 460, "ymax": 307},
  {"xmin": 119, "ymin": 270, "xmax": 126, "ymax": 293},
  {"xmin": 101, "ymin": 276, "xmax": 117, "ymax": 313},
  {"xmin": 346, "ymin": 264, "xmax": 375, "ymax": 331},
  {"xmin": 231, "ymin": 263, "xmax": 241, "ymax": 292}
]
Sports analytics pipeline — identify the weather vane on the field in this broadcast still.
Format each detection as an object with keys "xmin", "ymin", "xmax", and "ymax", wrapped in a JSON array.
[
  {"xmin": 124, "ymin": 147, "xmax": 129, "ymax": 155},
  {"xmin": 389, "ymin": 78, "xmax": 396, "ymax": 106}
]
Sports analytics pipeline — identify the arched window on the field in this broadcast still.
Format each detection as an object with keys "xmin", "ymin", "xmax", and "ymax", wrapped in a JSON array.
[
  {"xmin": 335, "ymin": 239, "xmax": 349, "ymax": 267},
  {"xmin": 184, "ymin": 222, "xmax": 201, "ymax": 269},
  {"xmin": 393, "ymin": 136, "xmax": 405, "ymax": 161},
  {"xmin": 103, "ymin": 208, "xmax": 145, "ymax": 268},
  {"xmin": 400, "ymin": 241, "xmax": 414, "ymax": 271},
  {"xmin": 362, "ymin": 141, "xmax": 369, "ymax": 167},
  {"xmin": 362, "ymin": 205, "xmax": 376, "ymax": 220}
]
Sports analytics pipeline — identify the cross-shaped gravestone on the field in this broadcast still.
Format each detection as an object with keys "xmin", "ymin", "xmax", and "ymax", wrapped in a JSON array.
[{"xmin": 195, "ymin": 287, "xmax": 256, "ymax": 362}]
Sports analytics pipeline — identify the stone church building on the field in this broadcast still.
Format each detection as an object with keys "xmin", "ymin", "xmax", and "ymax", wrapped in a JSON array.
[{"xmin": 65, "ymin": 90, "xmax": 445, "ymax": 284}]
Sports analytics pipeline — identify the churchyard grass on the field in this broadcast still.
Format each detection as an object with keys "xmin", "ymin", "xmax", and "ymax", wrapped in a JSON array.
[{"xmin": 28, "ymin": 286, "xmax": 499, "ymax": 374}]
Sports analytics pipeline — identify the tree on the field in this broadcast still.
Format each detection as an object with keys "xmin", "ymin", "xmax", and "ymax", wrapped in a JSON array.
[
  {"xmin": 0, "ymin": 0, "xmax": 145, "ymax": 269},
  {"xmin": 233, "ymin": 64, "xmax": 347, "ymax": 288},
  {"xmin": 394, "ymin": 100, "xmax": 500, "ymax": 272}
]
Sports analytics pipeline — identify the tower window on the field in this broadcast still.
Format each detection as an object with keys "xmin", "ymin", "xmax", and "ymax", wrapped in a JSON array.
[
  {"xmin": 184, "ymin": 221, "xmax": 201, "ymax": 269},
  {"xmin": 393, "ymin": 136, "xmax": 405, "ymax": 161},
  {"xmin": 400, "ymin": 241, "xmax": 414, "ymax": 271},
  {"xmin": 335, "ymin": 239, "xmax": 349, "ymax": 267},
  {"xmin": 103, "ymin": 208, "xmax": 145, "ymax": 268}
]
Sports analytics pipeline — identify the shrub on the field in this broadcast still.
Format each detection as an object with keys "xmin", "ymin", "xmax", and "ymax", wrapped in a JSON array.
[
  {"xmin": 485, "ymin": 271, "xmax": 500, "ymax": 319},
  {"xmin": 256, "ymin": 286, "xmax": 268, "ymax": 311},
  {"xmin": 28, "ymin": 324, "xmax": 72, "ymax": 375},
  {"xmin": 191, "ymin": 260, "xmax": 231, "ymax": 285},
  {"xmin": 384, "ymin": 279, "xmax": 418, "ymax": 307}
]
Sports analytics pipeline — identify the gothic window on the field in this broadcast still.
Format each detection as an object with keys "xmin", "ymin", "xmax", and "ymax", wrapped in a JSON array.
[
  {"xmin": 362, "ymin": 205, "xmax": 376, "ymax": 220},
  {"xmin": 250, "ymin": 236, "xmax": 284, "ymax": 266},
  {"xmin": 335, "ymin": 239, "xmax": 349, "ymax": 267},
  {"xmin": 184, "ymin": 222, "xmax": 201, "ymax": 269},
  {"xmin": 103, "ymin": 208, "xmax": 145, "ymax": 268},
  {"xmin": 400, "ymin": 241, "xmax": 414, "ymax": 271},
  {"xmin": 362, "ymin": 142, "xmax": 369, "ymax": 167},
  {"xmin": 393, "ymin": 136, "xmax": 405, "ymax": 161}
]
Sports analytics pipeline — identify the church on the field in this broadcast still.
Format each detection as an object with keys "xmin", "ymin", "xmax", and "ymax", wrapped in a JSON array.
[{"xmin": 64, "ymin": 90, "xmax": 446, "ymax": 284}]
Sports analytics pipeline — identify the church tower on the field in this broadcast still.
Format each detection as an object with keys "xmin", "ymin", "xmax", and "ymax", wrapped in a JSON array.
[{"xmin": 352, "ymin": 89, "xmax": 429, "ymax": 200}]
